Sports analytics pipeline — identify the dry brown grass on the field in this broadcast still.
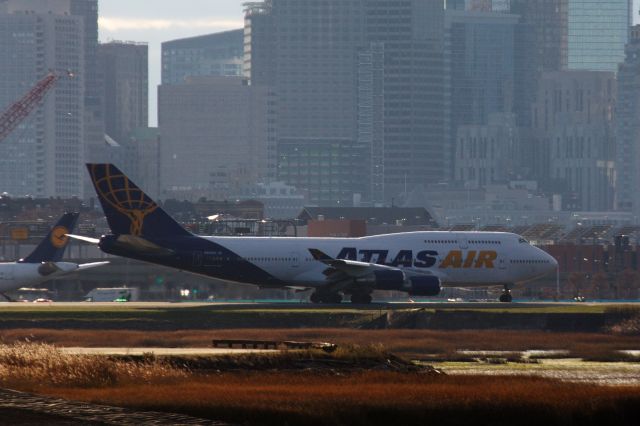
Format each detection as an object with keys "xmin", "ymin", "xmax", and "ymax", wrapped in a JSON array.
[
  {"xmin": 0, "ymin": 342, "xmax": 639, "ymax": 425},
  {"xmin": 37, "ymin": 373, "xmax": 640, "ymax": 426},
  {"xmin": 0, "ymin": 343, "xmax": 186, "ymax": 389},
  {"xmin": 1, "ymin": 328, "xmax": 639, "ymax": 360}
]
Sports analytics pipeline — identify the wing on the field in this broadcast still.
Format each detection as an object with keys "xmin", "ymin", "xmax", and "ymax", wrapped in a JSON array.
[{"xmin": 308, "ymin": 248, "xmax": 439, "ymax": 283}]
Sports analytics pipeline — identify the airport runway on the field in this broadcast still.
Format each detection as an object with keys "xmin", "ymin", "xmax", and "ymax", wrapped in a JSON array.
[{"xmin": 0, "ymin": 300, "xmax": 622, "ymax": 310}]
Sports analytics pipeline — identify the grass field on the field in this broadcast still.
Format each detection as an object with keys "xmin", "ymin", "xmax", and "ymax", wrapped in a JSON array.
[
  {"xmin": 1, "ymin": 328, "xmax": 639, "ymax": 361},
  {"xmin": 32, "ymin": 373, "xmax": 640, "ymax": 426},
  {"xmin": 0, "ymin": 302, "xmax": 638, "ymax": 425},
  {"xmin": 0, "ymin": 302, "xmax": 635, "ymax": 333},
  {"xmin": 0, "ymin": 304, "xmax": 382, "ymax": 330},
  {"xmin": 0, "ymin": 343, "xmax": 639, "ymax": 426}
]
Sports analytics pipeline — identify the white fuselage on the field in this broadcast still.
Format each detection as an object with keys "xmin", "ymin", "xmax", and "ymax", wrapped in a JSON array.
[
  {"xmin": 205, "ymin": 231, "xmax": 557, "ymax": 288},
  {"xmin": 0, "ymin": 262, "xmax": 81, "ymax": 293}
]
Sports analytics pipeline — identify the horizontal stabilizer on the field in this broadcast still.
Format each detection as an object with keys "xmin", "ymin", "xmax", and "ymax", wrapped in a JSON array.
[
  {"xmin": 77, "ymin": 261, "xmax": 110, "ymax": 271},
  {"xmin": 67, "ymin": 234, "xmax": 100, "ymax": 245}
]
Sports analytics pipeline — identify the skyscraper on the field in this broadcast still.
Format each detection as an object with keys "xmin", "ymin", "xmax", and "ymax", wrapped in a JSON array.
[
  {"xmin": 246, "ymin": 0, "xmax": 449, "ymax": 206},
  {"xmin": 615, "ymin": 25, "xmax": 640, "ymax": 213},
  {"xmin": 245, "ymin": 0, "xmax": 367, "ymax": 206},
  {"xmin": 69, "ymin": 0, "xmax": 103, "ymax": 179},
  {"xmin": 446, "ymin": 9, "xmax": 518, "ymax": 183},
  {"xmin": 510, "ymin": 0, "xmax": 568, "ymax": 127},
  {"xmin": 363, "ymin": 0, "xmax": 449, "ymax": 203},
  {"xmin": 568, "ymin": 0, "xmax": 632, "ymax": 72},
  {"xmin": 162, "ymin": 30, "xmax": 244, "ymax": 85},
  {"xmin": 455, "ymin": 113, "xmax": 520, "ymax": 186},
  {"xmin": 158, "ymin": 77, "xmax": 274, "ymax": 201},
  {"xmin": 0, "ymin": 0, "xmax": 86, "ymax": 198},
  {"xmin": 98, "ymin": 42, "xmax": 149, "ymax": 144},
  {"xmin": 510, "ymin": 0, "xmax": 569, "ymax": 72},
  {"xmin": 531, "ymin": 71, "xmax": 616, "ymax": 211}
]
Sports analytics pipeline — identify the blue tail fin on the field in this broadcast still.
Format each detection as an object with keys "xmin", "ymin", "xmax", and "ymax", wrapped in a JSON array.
[
  {"xmin": 19, "ymin": 212, "xmax": 79, "ymax": 263},
  {"xmin": 86, "ymin": 164, "xmax": 191, "ymax": 238}
]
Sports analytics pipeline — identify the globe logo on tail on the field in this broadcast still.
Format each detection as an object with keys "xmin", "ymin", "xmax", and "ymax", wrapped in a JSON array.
[{"xmin": 90, "ymin": 165, "xmax": 158, "ymax": 236}]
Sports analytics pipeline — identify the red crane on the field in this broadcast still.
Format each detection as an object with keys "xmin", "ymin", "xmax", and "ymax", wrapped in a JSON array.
[{"xmin": 0, "ymin": 72, "xmax": 60, "ymax": 142}]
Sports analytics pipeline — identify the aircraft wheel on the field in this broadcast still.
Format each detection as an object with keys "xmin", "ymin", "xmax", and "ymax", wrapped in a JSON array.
[
  {"xmin": 351, "ymin": 292, "xmax": 373, "ymax": 304},
  {"xmin": 327, "ymin": 293, "xmax": 343, "ymax": 304},
  {"xmin": 310, "ymin": 292, "xmax": 321, "ymax": 304},
  {"xmin": 311, "ymin": 292, "xmax": 341, "ymax": 304},
  {"xmin": 499, "ymin": 292, "xmax": 512, "ymax": 303}
]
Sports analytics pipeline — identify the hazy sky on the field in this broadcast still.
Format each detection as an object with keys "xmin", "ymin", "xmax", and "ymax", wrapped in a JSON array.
[
  {"xmin": 99, "ymin": 0, "xmax": 640, "ymax": 127},
  {"xmin": 99, "ymin": 1, "xmax": 245, "ymax": 126}
]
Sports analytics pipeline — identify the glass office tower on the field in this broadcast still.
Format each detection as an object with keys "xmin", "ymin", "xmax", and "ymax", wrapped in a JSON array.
[{"xmin": 568, "ymin": 0, "xmax": 632, "ymax": 71}]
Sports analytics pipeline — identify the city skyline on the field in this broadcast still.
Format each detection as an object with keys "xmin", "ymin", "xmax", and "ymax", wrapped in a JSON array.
[
  {"xmin": 99, "ymin": 0, "xmax": 244, "ymax": 126},
  {"xmin": 99, "ymin": 1, "xmax": 640, "ymax": 127},
  {"xmin": 1, "ymin": 0, "xmax": 638, "ymax": 212}
]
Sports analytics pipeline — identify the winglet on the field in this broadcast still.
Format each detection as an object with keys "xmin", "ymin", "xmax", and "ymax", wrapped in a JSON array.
[{"xmin": 308, "ymin": 249, "xmax": 334, "ymax": 263}]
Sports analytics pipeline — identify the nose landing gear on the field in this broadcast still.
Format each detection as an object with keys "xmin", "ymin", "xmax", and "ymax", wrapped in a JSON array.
[{"xmin": 499, "ymin": 285, "xmax": 513, "ymax": 303}]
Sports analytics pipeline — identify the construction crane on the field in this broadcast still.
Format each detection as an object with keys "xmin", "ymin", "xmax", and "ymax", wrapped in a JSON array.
[{"xmin": 0, "ymin": 72, "xmax": 61, "ymax": 143}]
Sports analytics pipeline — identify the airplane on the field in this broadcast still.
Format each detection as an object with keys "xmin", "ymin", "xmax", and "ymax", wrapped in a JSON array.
[
  {"xmin": 0, "ymin": 212, "xmax": 109, "ymax": 300},
  {"xmin": 72, "ymin": 164, "xmax": 559, "ymax": 304}
]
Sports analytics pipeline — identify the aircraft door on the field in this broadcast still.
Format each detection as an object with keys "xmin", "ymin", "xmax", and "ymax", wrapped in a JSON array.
[
  {"xmin": 290, "ymin": 251, "xmax": 300, "ymax": 268},
  {"xmin": 499, "ymin": 254, "xmax": 508, "ymax": 270},
  {"xmin": 457, "ymin": 234, "xmax": 469, "ymax": 249}
]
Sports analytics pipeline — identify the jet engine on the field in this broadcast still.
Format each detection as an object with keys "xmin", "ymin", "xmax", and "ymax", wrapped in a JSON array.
[
  {"xmin": 38, "ymin": 262, "xmax": 60, "ymax": 277},
  {"xmin": 357, "ymin": 271, "xmax": 441, "ymax": 296},
  {"xmin": 407, "ymin": 276, "xmax": 441, "ymax": 296},
  {"xmin": 370, "ymin": 270, "xmax": 406, "ymax": 290}
]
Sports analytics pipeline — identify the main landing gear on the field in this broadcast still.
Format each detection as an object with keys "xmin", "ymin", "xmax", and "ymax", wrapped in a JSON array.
[
  {"xmin": 309, "ymin": 291, "xmax": 343, "ymax": 304},
  {"xmin": 309, "ymin": 288, "xmax": 374, "ymax": 305},
  {"xmin": 499, "ymin": 285, "xmax": 513, "ymax": 303},
  {"xmin": 350, "ymin": 291, "xmax": 372, "ymax": 305}
]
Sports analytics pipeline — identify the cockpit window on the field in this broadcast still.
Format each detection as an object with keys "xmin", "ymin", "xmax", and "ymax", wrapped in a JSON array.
[{"xmin": 518, "ymin": 238, "xmax": 529, "ymax": 244}]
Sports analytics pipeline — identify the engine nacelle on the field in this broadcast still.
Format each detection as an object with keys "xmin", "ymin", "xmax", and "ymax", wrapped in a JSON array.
[
  {"xmin": 359, "ymin": 271, "xmax": 441, "ymax": 296},
  {"xmin": 38, "ymin": 262, "xmax": 59, "ymax": 277},
  {"xmin": 370, "ymin": 270, "xmax": 406, "ymax": 291},
  {"xmin": 407, "ymin": 276, "xmax": 441, "ymax": 297}
]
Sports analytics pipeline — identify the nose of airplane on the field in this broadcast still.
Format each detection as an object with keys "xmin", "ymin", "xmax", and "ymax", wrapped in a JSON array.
[{"xmin": 544, "ymin": 250, "xmax": 558, "ymax": 272}]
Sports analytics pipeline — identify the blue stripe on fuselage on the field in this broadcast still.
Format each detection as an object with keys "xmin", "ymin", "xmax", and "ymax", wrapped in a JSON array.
[{"xmin": 100, "ymin": 234, "xmax": 286, "ymax": 287}]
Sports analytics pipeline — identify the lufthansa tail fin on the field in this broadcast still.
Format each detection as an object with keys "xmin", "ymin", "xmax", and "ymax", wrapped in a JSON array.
[
  {"xmin": 19, "ymin": 212, "xmax": 79, "ymax": 264},
  {"xmin": 86, "ymin": 164, "xmax": 191, "ymax": 238}
]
